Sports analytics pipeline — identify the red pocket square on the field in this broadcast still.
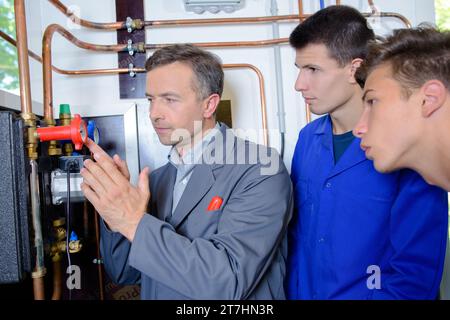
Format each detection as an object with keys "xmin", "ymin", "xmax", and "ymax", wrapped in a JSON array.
[{"xmin": 207, "ymin": 196, "xmax": 223, "ymax": 211}]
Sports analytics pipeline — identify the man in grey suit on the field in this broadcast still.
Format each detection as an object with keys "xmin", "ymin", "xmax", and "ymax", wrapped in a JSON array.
[{"xmin": 80, "ymin": 44, "xmax": 293, "ymax": 299}]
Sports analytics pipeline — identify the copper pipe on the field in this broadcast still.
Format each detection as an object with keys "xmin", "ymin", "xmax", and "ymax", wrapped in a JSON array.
[
  {"xmin": 147, "ymin": 15, "xmax": 306, "ymax": 27},
  {"xmin": 14, "ymin": 0, "xmax": 33, "ymax": 114},
  {"xmin": 1, "ymin": 29, "xmax": 142, "ymax": 76},
  {"xmin": 42, "ymin": 24, "xmax": 129, "ymax": 121},
  {"xmin": 93, "ymin": 207, "xmax": 104, "ymax": 300},
  {"xmin": 33, "ymin": 278, "xmax": 45, "ymax": 300},
  {"xmin": 48, "ymin": 0, "xmax": 125, "ymax": 30},
  {"xmin": 54, "ymin": 67, "xmax": 145, "ymax": 76},
  {"xmin": 51, "ymin": 260, "xmax": 62, "ymax": 300},
  {"xmin": 146, "ymin": 38, "xmax": 289, "ymax": 50},
  {"xmin": 223, "ymin": 64, "xmax": 268, "ymax": 146},
  {"xmin": 48, "ymin": 0, "xmax": 305, "ymax": 29},
  {"xmin": 52, "ymin": 63, "xmax": 269, "ymax": 146},
  {"xmin": 0, "ymin": 29, "xmax": 41, "ymax": 63},
  {"xmin": 298, "ymin": 0, "xmax": 304, "ymax": 22},
  {"xmin": 368, "ymin": 0, "xmax": 377, "ymax": 15},
  {"xmin": 0, "ymin": 29, "xmax": 63, "ymax": 74},
  {"xmin": 363, "ymin": 12, "xmax": 412, "ymax": 29},
  {"xmin": 336, "ymin": 0, "xmax": 341, "ymax": 5},
  {"xmin": 0, "ymin": 30, "xmax": 136, "ymax": 76}
]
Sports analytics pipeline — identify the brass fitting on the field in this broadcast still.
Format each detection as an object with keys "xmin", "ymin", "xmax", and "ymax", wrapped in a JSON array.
[
  {"xmin": 20, "ymin": 112, "xmax": 38, "ymax": 160},
  {"xmin": 133, "ymin": 18, "xmax": 144, "ymax": 30},
  {"xmin": 136, "ymin": 42, "xmax": 146, "ymax": 53},
  {"xmin": 48, "ymin": 140, "xmax": 62, "ymax": 156},
  {"xmin": 59, "ymin": 112, "xmax": 74, "ymax": 155},
  {"xmin": 52, "ymin": 218, "xmax": 67, "ymax": 241},
  {"xmin": 44, "ymin": 117, "xmax": 62, "ymax": 156},
  {"xmin": 50, "ymin": 241, "xmax": 66, "ymax": 262},
  {"xmin": 50, "ymin": 218, "xmax": 67, "ymax": 262}
]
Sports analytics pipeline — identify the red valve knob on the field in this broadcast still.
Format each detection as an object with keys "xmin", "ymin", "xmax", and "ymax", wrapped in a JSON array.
[{"xmin": 36, "ymin": 114, "xmax": 87, "ymax": 150}]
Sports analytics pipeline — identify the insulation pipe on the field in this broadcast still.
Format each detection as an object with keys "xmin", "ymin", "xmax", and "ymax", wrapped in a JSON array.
[
  {"xmin": 270, "ymin": 0, "xmax": 287, "ymax": 157},
  {"xmin": 30, "ymin": 160, "xmax": 46, "ymax": 300}
]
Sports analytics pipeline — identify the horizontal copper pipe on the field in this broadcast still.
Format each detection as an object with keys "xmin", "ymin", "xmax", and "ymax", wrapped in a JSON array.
[
  {"xmin": 47, "ymin": 0, "xmax": 411, "ymax": 32},
  {"xmin": 1, "ymin": 29, "xmax": 129, "ymax": 75},
  {"xmin": 48, "ymin": 0, "xmax": 305, "ymax": 29},
  {"xmin": 42, "ymin": 24, "xmax": 129, "ymax": 121},
  {"xmin": 48, "ymin": 0, "xmax": 125, "ymax": 30},
  {"xmin": 54, "ymin": 67, "xmax": 144, "ymax": 76},
  {"xmin": 146, "ymin": 38, "xmax": 289, "ymax": 50},
  {"xmin": 0, "ymin": 29, "xmax": 63, "ymax": 74},
  {"xmin": 41, "ymin": 63, "xmax": 269, "ymax": 145},
  {"xmin": 147, "ymin": 15, "xmax": 306, "ymax": 27}
]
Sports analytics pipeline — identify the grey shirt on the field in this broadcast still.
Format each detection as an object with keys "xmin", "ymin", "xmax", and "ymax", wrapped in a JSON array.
[{"xmin": 168, "ymin": 123, "xmax": 220, "ymax": 214}]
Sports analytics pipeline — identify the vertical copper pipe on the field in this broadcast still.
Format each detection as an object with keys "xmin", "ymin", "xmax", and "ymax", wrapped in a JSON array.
[
  {"xmin": 14, "ymin": 0, "xmax": 33, "ymax": 114},
  {"xmin": 42, "ymin": 25, "xmax": 56, "ymax": 122},
  {"xmin": 336, "ymin": 0, "xmax": 341, "ymax": 5},
  {"xmin": 298, "ymin": 0, "xmax": 304, "ymax": 21},
  {"xmin": 223, "ymin": 64, "xmax": 268, "ymax": 146},
  {"xmin": 33, "ymin": 278, "xmax": 45, "ymax": 300},
  {"xmin": 51, "ymin": 260, "xmax": 62, "ymax": 300}
]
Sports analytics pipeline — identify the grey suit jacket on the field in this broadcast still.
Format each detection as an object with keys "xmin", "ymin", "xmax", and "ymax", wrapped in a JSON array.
[{"xmin": 100, "ymin": 123, "xmax": 293, "ymax": 299}]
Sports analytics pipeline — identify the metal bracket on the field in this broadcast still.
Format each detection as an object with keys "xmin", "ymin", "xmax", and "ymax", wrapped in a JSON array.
[
  {"xmin": 127, "ymin": 39, "xmax": 134, "ymax": 56},
  {"xmin": 126, "ymin": 16, "xmax": 133, "ymax": 33},
  {"xmin": 128, "ymin": 63, "xmax": 136, "ymax": 78}
]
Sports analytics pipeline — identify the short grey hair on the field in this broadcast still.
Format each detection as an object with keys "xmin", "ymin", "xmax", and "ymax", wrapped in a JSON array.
[{"xmin": 145, "ymin": 44, "xmax": 224, "ymax": 100}]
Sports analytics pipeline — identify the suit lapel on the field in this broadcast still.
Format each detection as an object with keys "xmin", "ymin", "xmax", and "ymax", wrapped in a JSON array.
[
  {"xmin": 168, "ymin": 164, "xmax": 215, "ymax": 228},
  {"xmin": 156, "ymin": 164, "xmax": 177, "ymax": 222},
  {"xmin": 167, "ymin": 123, "xmax": 233, "ymax": 229}
]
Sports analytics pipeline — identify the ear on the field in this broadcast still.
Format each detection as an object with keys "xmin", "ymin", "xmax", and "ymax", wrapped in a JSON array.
[
  {"xmin": 421, "ymin": 80, "xmax": 446, "ymax": 118},
  {"xmin": 348, "ymin": 58, "xmax": 363, "ymax": 84},
  {"xmin": 203, "ymin": 94, "xmax": 221, "ymax": 119}
]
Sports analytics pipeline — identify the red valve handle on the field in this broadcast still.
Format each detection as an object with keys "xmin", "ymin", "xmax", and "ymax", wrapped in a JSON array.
[{"xmin": 36, "ymin": 114, "xmax": 87, "ymax": 150}]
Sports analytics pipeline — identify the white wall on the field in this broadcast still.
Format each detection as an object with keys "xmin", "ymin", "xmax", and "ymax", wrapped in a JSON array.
[{"xmin": 23, "ymin": 0, "xmax": 436, "ymax": 172}]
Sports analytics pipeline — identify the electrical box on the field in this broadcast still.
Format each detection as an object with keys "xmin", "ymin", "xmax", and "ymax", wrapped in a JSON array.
[
  {"xmin": 0, "ymin": 111, "xmax": 31, "ymax": 283},
  {"xmin": 183, "ymin": 0, "xmax": 245, "ymax": 14}
]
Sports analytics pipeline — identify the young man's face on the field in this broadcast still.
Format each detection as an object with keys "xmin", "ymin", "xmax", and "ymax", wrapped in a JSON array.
[
  {"xmin": 146, "ymin": 61, "xmax": 207, "ymax": 147},
  {"xmin": 353, "ymin": 64, "xmax": 422, "ymax": 172},
  {"xmin": 294, "ymin": 43, "xmax": 357, "ymax": 115}
]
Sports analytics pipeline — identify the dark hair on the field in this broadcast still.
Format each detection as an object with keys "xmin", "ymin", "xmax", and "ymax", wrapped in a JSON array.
[
  {"xmin": 145, "ymin": 44, "xmax": 224, "ymax": 99},
  {"xmin": 289, "ymin": 5, "xmax": 375, "ymax": 66},
  {"xmin": 355, "ymin": 26, "xmax": 450, "ymax": 97}
]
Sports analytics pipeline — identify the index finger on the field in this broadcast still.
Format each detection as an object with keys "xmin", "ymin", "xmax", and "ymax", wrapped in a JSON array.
[{"xmin": 85, "ymin": 138, "xmax": 111, "ymax": 161}]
